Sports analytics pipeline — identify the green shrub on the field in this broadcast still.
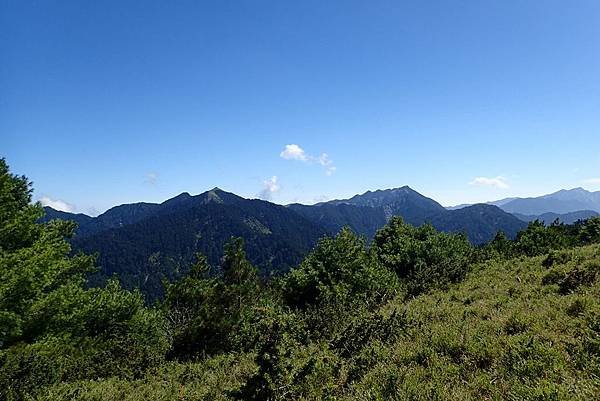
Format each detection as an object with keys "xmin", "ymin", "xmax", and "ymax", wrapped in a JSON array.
[
  {"xmin": 282, "ymin": 228, "xmax": 398, "ymax": 308},
  {"xmin": 558, "ymin": 261, "xmax": 600, "ymax": 294},
  {"xmin": 542, "ymin": 250, "xmax": 572, "ymax": 268},
  {"xmin": 373, "ymin": 217, "xmax": 473, "ymax": 295},
  {"xmin": 516, "ymin": 220, "xmax": 572, "ymax": 257},
  {"xmin": 579, "ymin": 217, "xmax": 600, "ymax": 244},
  {"xmin": 164, "ymin": 239, "xmax": 264, "ymax": 358},
  {"xmin": 0, "ymin": 159, "xmax": 169, "ymax": 399}
]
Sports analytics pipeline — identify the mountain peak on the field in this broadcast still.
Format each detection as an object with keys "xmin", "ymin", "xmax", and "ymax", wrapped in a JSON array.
[
  {"xmin": 173, "ymin": 191, "xmax": 192, "ymax": 199},
  {"xmin": 393, "ymin": 185, "xmax": 413, "ymax": 192},
  {"xmin": 552, "ymin": 187, "xmax": 588, "ymax": 195},
  {"xmin": 198, "ymin": 187, "xmax": 246, "ymax": 205},
  {"xmin": 161, "ymin": 192, "xmax": 192, "ymax": 207},
  {"xmin": 320, "ymin": 185, "xmax": 445, "ymax": 223}
]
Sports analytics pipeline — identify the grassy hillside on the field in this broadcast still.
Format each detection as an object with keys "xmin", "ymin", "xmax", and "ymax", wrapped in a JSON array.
[{"xmin": 37, "ymin": 244, "xmax": 600, "ymax": 400}]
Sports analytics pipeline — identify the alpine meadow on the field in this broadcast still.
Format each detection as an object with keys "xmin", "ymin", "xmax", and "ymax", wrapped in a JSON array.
[{"xmin": 3, "ymin": 1, "xmax": 600, "ymax": 400}]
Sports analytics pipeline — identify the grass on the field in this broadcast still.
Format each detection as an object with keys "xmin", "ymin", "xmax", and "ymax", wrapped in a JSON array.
[{"xmin": 36, "ymin": 245, "xmax": 600, "ymax": 400}]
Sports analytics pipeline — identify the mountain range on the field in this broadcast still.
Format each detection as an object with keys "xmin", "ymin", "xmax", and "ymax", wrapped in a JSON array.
[
  {"xmin": 43, "ymin": 185, "xmax": 568, "ymax": 299},
  {"xmin": 512, "ymin": 210, "xmax": 599, "ymax": 225},
  {"xmin": 449, "ymin": 188, "xmax": 600, "ymax": 217}
]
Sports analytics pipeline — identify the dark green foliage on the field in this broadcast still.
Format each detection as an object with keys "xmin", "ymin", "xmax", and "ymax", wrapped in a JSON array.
[
  {"xmin": 542, "ymin": 259, "xmax": 600, "ymax": 295},
  {"xmin": 331, "ymin": 309, "xmax": 407, "ymax": 358},
  {"xmin": 373, "ymin": 216, "xmax": 473, "ymax": 294},
  {"xmin": 282, "ymin": 227, "xmax": 398, "ymax": 308},
  {"xmin": 504, "ymin": 314, "xmax": 530, "ymax": 335},
  {"xmin": 163, "ymin": 254, "xmax": 220, "ymax": 357},
  {"xmin": 556, "ymin": 261, "xmax": 600, "ymax": 294},
  {"xmin": 579, "ymin": 216, "xmax": 600, "ymax": 244},
  {"xmin": 515, "ymin": 220, "xmax": 573, "ymax": 256},
  {"xmin": 480, "ymin": 217, "xmax": 600, "ymax": 263},
  {"xmin": 164, "ymin": 238, "xmax": 265, "ymax": 358},
  {"xmin": 542, "ymin": 249, "xmax": 572, "ymax": 268},
  {"xmin": 481, "ymin": 230, "xmax": 516, "ymax": 260},
  {"xmin": 0, "ymin": 159, "xmax": 40, "ymax": 252},
  {"xmin": 0, "ymin": 159, "xmax": 168, "ymax": 401}
]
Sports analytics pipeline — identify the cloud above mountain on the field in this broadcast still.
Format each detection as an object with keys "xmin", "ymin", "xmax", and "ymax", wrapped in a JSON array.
[
  {"xmin": 39, "ymin": 196, "xmax": 76, "ymax": 212},
  {"xmin": 258, "ymin": 176, "xmax": 281, "ymax": 200},
  {"xmin": 469, "ymin": 176, "xmax": 510, "ymax": 189},
  {"xmin": 318, "ymin": 153, "xmax": 336, "ymax": 176},
  {"xmin": 280, "ymin": 144, "xmax": 336, "ymax": 175}
]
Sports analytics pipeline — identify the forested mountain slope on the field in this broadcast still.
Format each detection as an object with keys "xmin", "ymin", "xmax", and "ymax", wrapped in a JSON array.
[
  {"xmin": 44, "ymin": 187, "xmax": 527, "ymax": 299},
  {"xmin": 70, "ymin": 189, "xmax": 327, "ymax": 298}
]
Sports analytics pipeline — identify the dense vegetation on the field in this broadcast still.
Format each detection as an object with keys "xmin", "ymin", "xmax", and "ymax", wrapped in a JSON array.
[
  {"xmin": 44, "ymin": 184, "xmax": 527, "ymax": 302},
  {"xmin": 51, "ymin": 190, "xmax": 329, "ymax": 300},
  {"xmin": 2, "ymin": 158, "xmax": 600, "ymax": 400}
]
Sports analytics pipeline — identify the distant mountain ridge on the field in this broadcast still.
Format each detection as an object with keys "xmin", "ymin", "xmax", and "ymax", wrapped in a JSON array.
[
  {"xmin": 449, "ymin": 187, "xmax": 600, "ymax": 218},
  {"xmin": 498, "ymin": 188, "xmax": 600, "ymax": 215},
  {"xmin": 43, "ymin": 185, "xmax": 531, "ymax": 300},
  {"xmin": 512, "ymin": 210, "xmax": 599, "ymax": 225},
  {"xmin": 305, "ymin": 187, "xmax": 525, "ymax": 244}
]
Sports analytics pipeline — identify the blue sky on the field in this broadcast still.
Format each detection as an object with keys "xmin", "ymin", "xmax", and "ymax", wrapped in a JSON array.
[{"xmin": 2, "ymin": 0, "xmax": 600, "ymax": 215}]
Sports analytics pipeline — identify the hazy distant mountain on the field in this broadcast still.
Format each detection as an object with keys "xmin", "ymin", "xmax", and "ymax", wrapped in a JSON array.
[
  {"xmin": 447, "ymin": 197, "xmax": 517, "ymax": 210},
  {"xmin": 498, "ymin": 188, "xmax": 600, "ymax": 215},
  {"xmin": 512, "ymin": 210, "xmax": 599, "ymax": 225},
  {"xmin": 487, "ymin": 197, "xmax": 520, "ymax": 207},
  {"xmin": 447, "ymin": 188, "xmax": 600, "ymax": 216}
]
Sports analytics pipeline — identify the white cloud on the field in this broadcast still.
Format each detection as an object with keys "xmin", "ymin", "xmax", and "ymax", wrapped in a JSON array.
[
  {"xmin": 469, "ymin": 176, "xmax": 510, "ymax": 189},
  {"xmin": 144, "ymin": 172, "xmax": 158, "ymax": 185},
  {"xmin": 39, "ymin": 196, "xmax": 76, "ymax": 212},
  {"xmin": 258, "ymin": 176, "xmax": 281, "ymax": 201},
  {"xmin": 280, "ymin": 144, "xmax": 308, "ymax": 161},
  {"xmin": 280, "ymin": 144, "xmax": 336, "ymax": 175},
  {"xmin": 583, "ymin": 178, "xmax": 600, "ymax": 185},
  {"xmin": 318, "ymin": 153, "xmax": 336, "ymax": 176}
]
